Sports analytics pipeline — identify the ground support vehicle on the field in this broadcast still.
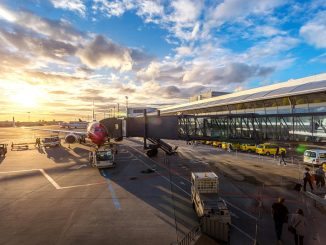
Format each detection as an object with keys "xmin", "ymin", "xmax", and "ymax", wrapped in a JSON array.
[
  {"xmin": 240, "ymin": 144, "xmax": 256, "ymax": 153},
  {"xmin": 222, "ymin": 142, "xmax": 240, "ymax": 151},
  {"xmin": 41, "ymin": 136, "xmax": 61, "ymax": 148},
  {"xmin": 221, "ymin": 142, "xmax": 229, "ymax": 150},
  {"xmin": 89, "ymin": 146, "xmax": 116, "ymax": 169},
  {"xmin": 191, "ymin": 172, "xmax": 231, "ymax": 242},
  {"xmin": 11, "ymin": 143, "xmax": 30, "ymax": 151},
  {"xmin": 304, "ymin": 149, "xmax": 326, "ymax": 169},
  {"xmin": 212, "ymin": 141, "xmax": 222, "ymax": 148},
  {"xmin": 256, "ymin": 143, "xmax": 286, "ymax": 156},
  {"xmin": 0, "ymin": 144, "xmax": 7, "ymax": 157}
]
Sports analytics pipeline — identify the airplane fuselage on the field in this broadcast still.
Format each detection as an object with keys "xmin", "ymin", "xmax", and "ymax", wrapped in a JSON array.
[{"xmin": 87, "ymin": 122, "xmax": 108, "ymax": 146}]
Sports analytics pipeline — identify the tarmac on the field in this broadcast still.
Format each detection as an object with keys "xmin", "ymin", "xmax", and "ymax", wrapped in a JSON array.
[{"xmin": 0, "ymin": 127, "xmax": 325, "ymax": 245}]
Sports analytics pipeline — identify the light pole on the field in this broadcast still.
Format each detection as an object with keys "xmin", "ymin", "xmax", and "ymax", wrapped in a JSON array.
[
  {"xmin": 117, "ymin": 103, "xmax": 119, "ymax": 117},
  {"xmin": 113, "ymin": 106, "xmax": 116, "ymax": 118},
  {"xmin": 125, "ymin": 96, "xmax": 128, "ymax": 117}
]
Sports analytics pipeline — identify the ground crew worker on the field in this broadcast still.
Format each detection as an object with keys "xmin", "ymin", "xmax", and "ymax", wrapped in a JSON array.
[
  {"xmin": 315, "ymin": 166, "xmax": 325, "ymax": 188},
  {"xmin": 271, "ymin": 197, "xmax": 289, "ymax": 244},
  {"xmin": 35, "ymin": 138, "xmax": 41, "ymax": 148},
  {"xmin": 279, "ymin": 151, "xmax": 286, "ymax": 166},
  {"xmin": 303, "ymin": 167, "xmax": 313, "ymax": 192}
]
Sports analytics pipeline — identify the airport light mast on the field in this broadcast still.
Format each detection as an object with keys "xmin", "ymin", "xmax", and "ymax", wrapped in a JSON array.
[{"xmin": 125, "ymin": 96, "xmax": 128, "ymax": 118}]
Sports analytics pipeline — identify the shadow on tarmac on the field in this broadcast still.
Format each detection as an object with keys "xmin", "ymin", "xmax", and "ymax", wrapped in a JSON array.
[
  {"xmin": 97, "ymin": 147, "xmax": 200, "ymax": 241},
  {"xmin": 43, "ymin": 146, "xmax": 88, "ymax": 164}
]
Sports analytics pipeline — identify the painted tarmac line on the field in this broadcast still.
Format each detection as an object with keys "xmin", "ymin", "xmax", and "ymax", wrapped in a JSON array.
[
  {"xmin": 130, "ymin": 146, "xmax": 190, "ymax": 185},
  {"xmin": 101, "ymin": 170, "xmax": 121, "ymax": 210},
  {"xmin": 0, "ymin": 168, "xmax": 106, "ymax": 190},
  {"xmin": 39, "ymin": 169, "xmax": 61, "ymax": 189},
  {"xmin": 60, "ymin": 182, "xmax": 106, "ymax": 189},
  {"xmin": 128, "ymin": 146, "xmax": 191, "ymax": 197},
  {"xmin": 129, "ymin": 145, "xmax": 261, "ymax": 223}
]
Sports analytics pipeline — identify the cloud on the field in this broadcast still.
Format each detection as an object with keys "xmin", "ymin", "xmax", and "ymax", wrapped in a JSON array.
[
  {"xmin": 0, "ymin": 27, "xmax": 77, "ymax": 61},
  {"xmin": 5, "ymin": 7, "xmax": 84, "ymax": 44},
  {"xmin": 25, "ymin": 71, "xmax": 87, "ymax": 85},
  {"xmin": 77, "ymin": 35, "xmax": 133, "ymax": 71},
  {"xmin": 136, "ymin": 0, "xmax": 164, "ymax": 23},
  {"xmin": 137, "ymin": 61, "xmax": 185, "ymax": 84},
  {"xmin": 158, "ymin": 84, "xmax": 207, "ymax": 99},
  {"xmin": 209, "ymin": 0, "xmax": 285, "ymax": 23},
  {"xmin": 183, "ymin": 62, "xmax": 275, "ymax": 85},
  {"xmin": 309, "ymin": 52, "xmax": 326, "ymax": 63},
  {"xmin": 246, "ymin": 36, "xmax": 299, "ymax": 60},
  {"xmin": 82, "ymin": 88, "xmax": 103, "ymax": 94},
  {"xmin": 48, "ymin": 90, "xmax": 69, "ymax": 95},
  {"xmin": 170, "ymin": 0, "xmax": 202, "ymax": 24},
  {"xmin": 130, "ymin": 48, "xmax": 154, "ymax": 71},
  {"xmin": 92, "ymin": 0, "xmax": 134, "ymax": 17},
  {"xmin": 77, "ymin": 95, "xmax": 116, "ymax": 103},
  {"xmin": 253, "ymin": 25, "xmax": 286, "ymax": 37},
  {"xmin": 300, "ymin": 11, "xmax": 326, "ymax": 48},
  {"xmin": 51, "ymin": 0, "xmax": 86, "ymax": 16},
  {"xmin": 175, "ymin": 46, "xmax": 193, "ymax": 56}
]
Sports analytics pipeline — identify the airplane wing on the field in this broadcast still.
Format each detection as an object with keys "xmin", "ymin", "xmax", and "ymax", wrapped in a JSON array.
[{"xmin": 24, "ymin": 127, "xmax": 87, "ymax": 136}]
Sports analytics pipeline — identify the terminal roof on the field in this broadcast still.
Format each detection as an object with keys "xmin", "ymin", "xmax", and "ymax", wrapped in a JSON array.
[{"xmin": 161, "ymin": 73, "xmax": 326, "ymax": 114}]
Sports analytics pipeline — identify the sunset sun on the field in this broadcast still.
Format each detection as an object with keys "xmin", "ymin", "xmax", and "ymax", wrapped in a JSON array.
[{"xmin": 8, "ymin": 84, "xmax": 42, "ymax": 108}]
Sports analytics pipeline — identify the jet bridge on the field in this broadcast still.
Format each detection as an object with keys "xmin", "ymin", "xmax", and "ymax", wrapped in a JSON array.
[{"xmin": 100, "ymin": 111, "xmax": 326, "ymax": 145}]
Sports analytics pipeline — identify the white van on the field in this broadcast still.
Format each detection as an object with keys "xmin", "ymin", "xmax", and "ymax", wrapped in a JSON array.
[
  {"xmin": 303, "ymin": 149, "xmax": 326, "ymax": 166},
  {"xmin": 89, "ymin": 148, "xmax": 116, "ymax": 169},
  {"xmin": 42, "ymin": 136, "xmax": 60, "ymax": 148}
]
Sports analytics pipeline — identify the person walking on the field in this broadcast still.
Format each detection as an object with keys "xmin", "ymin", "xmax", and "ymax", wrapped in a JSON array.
[
  {"xmin": 289, "ymin": 209, "xmax": 305, "ymax": 245},
  {"xmin": 272, "ymin": 197, "xmax": 289, "ymax": 244},
  {"xmin": 276, "ymin": 146, "xmax": 280, "ymax": 160},
  {"xmin": 315, "ymin": 166, "xmax": 325, "ymax": 188},
  {"xmin": 279, "ymin": 150, "xmax": 287, "ymax": 166},
  {"xmin": 303, "ymin": 167, "xmax": 314, "ymax": 192},
  {"xmin": 35, "ymin": 138, "xmax": 41, "ymax": 148}
]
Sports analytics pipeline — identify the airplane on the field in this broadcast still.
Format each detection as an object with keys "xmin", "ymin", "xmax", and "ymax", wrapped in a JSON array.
[
  {"xmin": 27, "ymin": 106, "xmax": 109, "ymax": 147},
  {"xmin": 59, "ymin": 119, "xmax": 88, "ymax": 129}
]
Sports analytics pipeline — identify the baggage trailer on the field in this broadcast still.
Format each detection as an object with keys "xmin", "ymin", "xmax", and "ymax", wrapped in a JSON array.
[{"xmin": 191, "ymin": 172, "xmax": 231, "ymax": 242}]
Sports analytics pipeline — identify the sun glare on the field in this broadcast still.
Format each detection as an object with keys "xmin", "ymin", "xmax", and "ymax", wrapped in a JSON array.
[{"xmin": 8, "ymin": 84, "xmax": 42, "ymax": 108}]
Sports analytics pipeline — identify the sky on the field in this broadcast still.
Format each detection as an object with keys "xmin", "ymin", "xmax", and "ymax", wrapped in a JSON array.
[{"xmin": 0, "ymin": 0, "xmax": 326, "ymax": 121}]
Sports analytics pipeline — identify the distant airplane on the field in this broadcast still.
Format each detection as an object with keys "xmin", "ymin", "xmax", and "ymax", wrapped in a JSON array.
[
  {"xmin": 60, "ymin": 119, "xmax": 88, "ymax": 129},
  {"xmin": 27, "ymin": 105, "xmax": 109, "ymax": 147}
]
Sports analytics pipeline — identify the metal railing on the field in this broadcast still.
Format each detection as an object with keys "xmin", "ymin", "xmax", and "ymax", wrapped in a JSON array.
[{"xmin": 176, "ymin": 225, "xmax": 202, "ymax": 245}]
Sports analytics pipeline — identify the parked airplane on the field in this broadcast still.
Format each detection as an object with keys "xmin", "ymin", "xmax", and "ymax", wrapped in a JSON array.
[
  {"xmin": 60, "ymin": 119, "xmax": 88, "ymax": 129},
  {"xmin": 27, "ymin": 107, "xmax": 109, "ymax": 147}
]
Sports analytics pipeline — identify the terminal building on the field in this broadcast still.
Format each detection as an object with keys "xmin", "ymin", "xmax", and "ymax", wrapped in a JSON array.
[
  {"xmin": 127, "ymin": 107, "xmax": 157, "ymax": 117},
  {"xmin": 159, "ymin": 73, "xmax": 326, "ymax": 143},
  {"xmin": 102, "ymin": 73, "xmax": 326, "ymax": 144}
]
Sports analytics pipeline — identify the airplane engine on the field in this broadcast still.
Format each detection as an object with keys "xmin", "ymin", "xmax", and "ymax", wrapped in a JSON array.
[{"xmin": 65, "ymin": 134, "xmax": 80, "ymax": 144}]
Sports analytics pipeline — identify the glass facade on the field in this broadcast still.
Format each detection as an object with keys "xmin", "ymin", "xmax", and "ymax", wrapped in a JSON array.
[{"xmin": 176, "ymin": 92, "xmax": 326, "ymax": 143}]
